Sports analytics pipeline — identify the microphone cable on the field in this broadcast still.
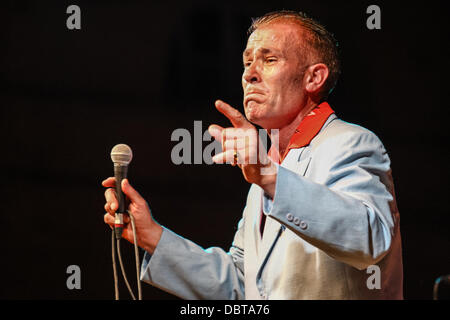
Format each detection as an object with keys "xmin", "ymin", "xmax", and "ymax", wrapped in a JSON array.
[
  {"xmin": 111, "ymin": 230, "xmax": 119, "ymax": 300},
  {"xmin": 129, "ymin": 212, "xmax": 143, "ymax": 300},
  {"xmin": 111, "ymin": 212, "xmax": 142, "ymax": 300}
]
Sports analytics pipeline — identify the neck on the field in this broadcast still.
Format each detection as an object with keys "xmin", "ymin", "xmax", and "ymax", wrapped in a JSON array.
[{"xmin": 267, "ymin": 100, "xmax": 318, "ymax": 161}]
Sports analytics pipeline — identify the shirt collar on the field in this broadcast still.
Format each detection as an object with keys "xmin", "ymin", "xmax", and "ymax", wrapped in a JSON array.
[{"xmin": 269, "ymin": 101, "xmax": 335, "ymax": 163}]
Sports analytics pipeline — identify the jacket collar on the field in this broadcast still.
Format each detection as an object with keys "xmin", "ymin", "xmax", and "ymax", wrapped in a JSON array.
[{"xmin": 269, "ymin": 102, "xmax": 335, "ymax": 163}]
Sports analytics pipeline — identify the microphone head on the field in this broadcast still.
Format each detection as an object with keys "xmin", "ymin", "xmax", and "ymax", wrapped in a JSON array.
[{"xmin": 110, "ymin": 144, "xmax": 133, "ymax": 166}]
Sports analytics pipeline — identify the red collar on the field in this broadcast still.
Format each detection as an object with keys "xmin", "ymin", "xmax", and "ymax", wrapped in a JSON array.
[{"xmin": 269, "ymin": 102, "xmax": 335, "ymax": 163}]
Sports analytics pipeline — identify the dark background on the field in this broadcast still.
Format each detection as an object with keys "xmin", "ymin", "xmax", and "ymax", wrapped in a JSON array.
[{"xmin": 1, "ymin": 0, "xmax": 449, "ymax": 300}]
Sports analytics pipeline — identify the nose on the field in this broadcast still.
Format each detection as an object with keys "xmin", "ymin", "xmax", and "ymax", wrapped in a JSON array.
[{"xmin": 242, "ymin": 61, "xmax": 261, "ymax": 84}]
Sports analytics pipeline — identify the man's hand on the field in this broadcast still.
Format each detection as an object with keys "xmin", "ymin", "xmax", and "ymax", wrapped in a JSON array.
[
  {"xmin": 103, "ymin": 178, "xmax": 162, "ymax": 254},
  {"xmin": 209, "ymin": 100, "xmax": 277, "ymax": 198}
]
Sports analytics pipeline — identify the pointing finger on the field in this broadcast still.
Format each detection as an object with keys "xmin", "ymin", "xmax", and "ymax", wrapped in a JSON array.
[{"xmin": 215, "ymin": 100, "xmax": 253, "ymax": 129}]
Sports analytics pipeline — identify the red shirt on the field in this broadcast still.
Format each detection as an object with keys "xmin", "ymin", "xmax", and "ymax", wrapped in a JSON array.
[
  {"xmin": 260, "ymin": 102, "xmax": 335, "ymax": 236},
  {"xmin": 269, "ymin": 102, "xmax": 335, "ymax": 164}
]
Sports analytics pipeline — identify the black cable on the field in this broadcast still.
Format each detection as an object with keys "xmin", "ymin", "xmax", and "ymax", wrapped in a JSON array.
[
  {"xmin": 129, "ymin": 213, "xmax": 142, "ymax": 300},
  {"xmin": 116, "ymin": 238, "xmax": 137, "ymax": 300},
  {"xmin": 111, "ymin": 230, "xmax": 119, "ymax": 300},
  {"xmin": 111, "ymin": 214, "xmax": 142, "ymax": 300}
]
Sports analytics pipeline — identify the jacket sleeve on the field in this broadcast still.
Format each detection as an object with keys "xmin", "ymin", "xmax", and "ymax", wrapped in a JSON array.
[
  {"xmin": 140, "ymin": 215, "xmax": 246, "ymax": 300},
  {"xmin": 263, "ymin": 129, "xmax": 399, "ymax": 270}
]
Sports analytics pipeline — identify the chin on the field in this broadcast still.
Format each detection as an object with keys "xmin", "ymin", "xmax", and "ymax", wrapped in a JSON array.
[
  {"xmin": 245, "ymin": 102, "xmax": 265, "ymax": 124},
  {"xmin": 245, "ymin": 110, "xmax": 282, "ymax": 130},
  {"xmin": 245, "ymin": 109, "xmax": 261, "ymax": 125},
  {"xmin": 246, "ymin": 113, "xmax": 271, "ymax": 129},
  {"xmin": 246, "ymin": 111, "xmax": 279, "ymax": 130}
]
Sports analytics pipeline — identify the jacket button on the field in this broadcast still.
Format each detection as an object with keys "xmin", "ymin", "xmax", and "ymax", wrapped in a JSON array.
[
  {"xmin": 286, "ymin": 213, "xmax": 294, "ymax": 222},
  {"xmin": 300, "ymin": 221, "xmax": 308, "ymax": 230},
  {"xmin": 293, "ymin": 217, "xmax": 300, "ymax": 226}
]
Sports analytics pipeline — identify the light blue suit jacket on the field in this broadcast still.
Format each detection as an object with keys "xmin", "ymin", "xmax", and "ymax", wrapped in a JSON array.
[{"xmin": 140, "ymin": 114, "xmax": 403, "ymax": 299}]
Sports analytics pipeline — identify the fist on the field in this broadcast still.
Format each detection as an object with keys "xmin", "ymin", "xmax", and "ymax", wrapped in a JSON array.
[
  {"xmin": 208, "ymin": 100, "xmax": 278, "ymax": 197},
  {"xmin": 102, "ymin": 178, "xmax": 162, "ymax": 254}
]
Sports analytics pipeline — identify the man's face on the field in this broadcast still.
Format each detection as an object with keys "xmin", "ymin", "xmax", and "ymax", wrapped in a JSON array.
[{"xmin": 242, "ymin": 22, "xmax": 308, "ymax": 129}]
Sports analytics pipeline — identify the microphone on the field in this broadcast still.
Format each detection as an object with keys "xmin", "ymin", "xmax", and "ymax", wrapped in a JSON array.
[{"xmin": 110, "ymin": 144, "xmax": 133, "ymax": 240}]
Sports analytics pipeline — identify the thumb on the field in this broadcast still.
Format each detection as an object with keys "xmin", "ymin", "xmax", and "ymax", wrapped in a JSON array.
[{"xmin": 121, "ymin": 179, "xmax": 144, "ymax": 204}]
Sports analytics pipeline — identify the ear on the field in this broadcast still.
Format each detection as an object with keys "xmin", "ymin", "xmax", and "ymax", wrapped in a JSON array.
[{"xmin": 304, "ymin": 63, "xmax": 329, "ymax": 95}]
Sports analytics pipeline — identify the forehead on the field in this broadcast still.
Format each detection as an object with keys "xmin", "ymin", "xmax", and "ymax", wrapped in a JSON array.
[{"xmin": 244, "ymin": 22, "xmax": 304, "ymax": 56}]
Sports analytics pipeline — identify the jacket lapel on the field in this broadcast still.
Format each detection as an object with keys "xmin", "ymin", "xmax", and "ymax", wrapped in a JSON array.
[
  {"xmin": 255, "ymin": 147, "xmax": 311, "ymax": 272},
  {"xmin": 253, "ymin": 114, "xmax": 338, "ymax": 283}
]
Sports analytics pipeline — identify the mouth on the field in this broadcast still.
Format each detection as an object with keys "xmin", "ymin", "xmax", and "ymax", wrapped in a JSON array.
[{"xmin": 244, "ymin": 91, "xmax": 266, "ymax": 107}]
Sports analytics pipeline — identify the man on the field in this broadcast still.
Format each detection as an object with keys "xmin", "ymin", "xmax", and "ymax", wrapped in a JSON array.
[{"xmin": 103, "ymin": 10, "xmax": 403, "ymax": 299}]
